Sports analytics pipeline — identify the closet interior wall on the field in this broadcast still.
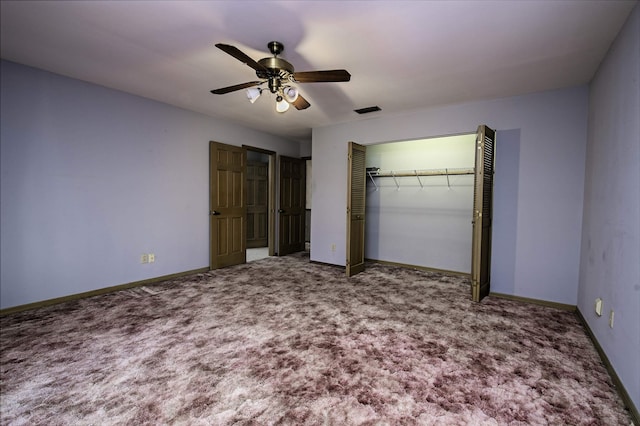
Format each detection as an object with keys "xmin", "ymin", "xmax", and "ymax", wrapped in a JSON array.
[{"xmin": 365, "ymin": 134, "xmax": 476, "ymax": 274}]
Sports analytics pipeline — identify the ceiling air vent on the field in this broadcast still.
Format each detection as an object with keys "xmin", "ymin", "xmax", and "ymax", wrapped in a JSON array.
[{"xmin": 354, "ymin": 106, "xmax": 381, "ymax": 114}]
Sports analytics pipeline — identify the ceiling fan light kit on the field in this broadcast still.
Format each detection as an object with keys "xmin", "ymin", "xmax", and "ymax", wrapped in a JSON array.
[
  {"xmin": 275, "ymin": 96, "xmax": 290, "ymax": 113},
  {"xmin": 212, "ymin": 41, "xmax": 351, "ymax": 113},
  {"xmin": 246, "ymin": 87, "xmax": 262, "ymax": 104},
  {"xmin": 283, "ymin": 86, "xmax": 299, "ymax": 103}
]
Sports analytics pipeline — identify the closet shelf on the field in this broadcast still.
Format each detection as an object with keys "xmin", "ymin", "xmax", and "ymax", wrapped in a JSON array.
[{"xmin": 367, "ymin": 167, "xmax": 474, "ymax": 190}]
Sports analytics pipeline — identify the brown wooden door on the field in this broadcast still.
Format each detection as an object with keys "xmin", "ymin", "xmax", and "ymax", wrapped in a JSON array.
[
  {"xmin": 246, "ymin": 160, "xmax": 269, "ymax": 248},
  {"xmin": 471, "ymin": 125, "xmax": 496, "ymax": 301},
  {"xmin": 210, "ymin": 142, "xmax": 246, "ymax": 269},
  {"xmin": 346, "ymin": 142, "xmax": 367, "ymax": 277},
  {"xmin": 278, "ymin": 156, "xmax": 306, "ymax": 256}
]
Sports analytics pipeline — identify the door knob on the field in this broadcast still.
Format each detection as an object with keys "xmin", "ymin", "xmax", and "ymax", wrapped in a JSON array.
[
  {"xmin": 210, "ymin": 211, "xmax": 221, "ymax": 216},
  {"xmin": 278, "ymin": 209, "xmax": 285, "ymax": 213}
]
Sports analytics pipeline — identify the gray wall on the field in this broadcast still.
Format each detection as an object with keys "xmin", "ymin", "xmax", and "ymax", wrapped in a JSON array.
[
  {"xmin": 579, "ymin": 5, "xmax": 639, "ymax": 411},
  {"xmin": 311, "ymin": 85, "xmax": 588, "ymax": 306},
  {"xmin": 0, "ymin": 60, "xmax": 300, "ymax": 309}
]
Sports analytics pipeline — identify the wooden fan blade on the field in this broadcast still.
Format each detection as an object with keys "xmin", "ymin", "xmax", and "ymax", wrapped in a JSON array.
[
  {"xmin": 210, "ymin": 81, "xmax": 263, "ymax": 95},
  {"xmin": 292, "ymin": 94, "xmax": 311, "ymax": 110},
  {"xmin": 215, "ymin": 43, "xmax": 268, "ymax": 72},
  {"xmin": 293, "ymin": 70, "xmax": 351, "ymax": 83}
]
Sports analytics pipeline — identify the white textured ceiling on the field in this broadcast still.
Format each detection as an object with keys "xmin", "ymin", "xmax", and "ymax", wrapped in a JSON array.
[{"xmin": 1, "ymin": 1, "xmax": 636, "ymax": 143}]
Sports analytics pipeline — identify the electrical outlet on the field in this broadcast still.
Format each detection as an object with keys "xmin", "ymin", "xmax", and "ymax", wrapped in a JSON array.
[
  {"xmin": 140, "ymin": 254, "xmax": 149, "ymax": 264},
  {"xmin": 331, "ymin": 244, "xmax": 336, "ymax": 252},
  {"xmin": 595, "ymin": 298, "xmax": 603, "ymax": 316},
  {"xmin": 148, "ymin": 253, "xmax": 155, "ymax": 263},
  {"xmin": 609, "ymin": 310, "xmax": 614, "ymax": 328}
]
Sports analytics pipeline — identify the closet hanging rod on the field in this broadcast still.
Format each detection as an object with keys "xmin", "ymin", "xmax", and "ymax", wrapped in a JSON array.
[{"xmin": 367, "ymin": 168, "xmax": 474, "ymax": 178}]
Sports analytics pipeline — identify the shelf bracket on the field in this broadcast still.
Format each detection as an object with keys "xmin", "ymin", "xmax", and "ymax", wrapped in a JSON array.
[
  {"xmin": 367, "ymin": 171, "xmax": 379, "ymax": 191},
  {"xmin": 391, "ymin": 171, "xmax": 400, "ymax": 190},
  {"xmin": 414, "ymin": 170, "xmax": 424, "ymax": 189},
  {"xmin": 445, "ymin": 168, "xmax": 451, "ymax": 189}
]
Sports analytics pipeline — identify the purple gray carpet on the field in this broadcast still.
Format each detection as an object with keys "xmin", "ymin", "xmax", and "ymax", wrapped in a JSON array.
[{"xmin": 0, "ymin": 252, "xmax": 632, "ymax": 425}]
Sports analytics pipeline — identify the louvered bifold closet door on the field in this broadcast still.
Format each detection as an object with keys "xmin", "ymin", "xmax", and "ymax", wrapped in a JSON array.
[
  {"xmin": 347, "ymin": 142, "xmax": 367, "ymax": 277},
  {"xmin": 471, "ymin": 125, "xmax": 496, "ymax": 302}
]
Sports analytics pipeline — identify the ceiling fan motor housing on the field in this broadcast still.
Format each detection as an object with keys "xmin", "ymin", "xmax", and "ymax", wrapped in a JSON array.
[{"xmin": 257, "ymin": 57, "xmax": 294, "ymax": 92}]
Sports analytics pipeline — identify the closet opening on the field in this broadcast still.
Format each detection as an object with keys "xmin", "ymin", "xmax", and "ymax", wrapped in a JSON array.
[{"xmin": 364, "ymin": 133, "xmax": 476, "ymax": 275}]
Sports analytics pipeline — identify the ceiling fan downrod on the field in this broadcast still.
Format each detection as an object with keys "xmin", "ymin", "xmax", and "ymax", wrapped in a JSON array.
[{"xmin": 268, "ymin": 41, "xmax": 284, "ymax": 56}]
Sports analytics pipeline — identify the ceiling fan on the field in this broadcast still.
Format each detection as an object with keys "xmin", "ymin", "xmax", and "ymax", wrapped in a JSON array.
[{"xmin": 211, "ymin": 41, "xmax": 351, "ymax": 113}]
